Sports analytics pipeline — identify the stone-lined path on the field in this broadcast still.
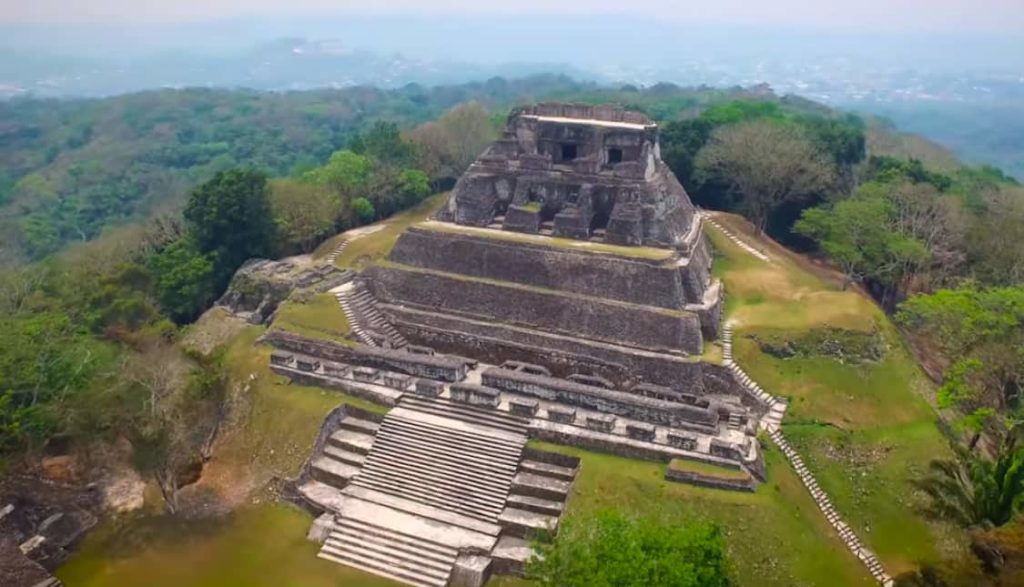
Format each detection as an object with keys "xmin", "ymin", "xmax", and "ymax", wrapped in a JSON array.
[
  {"xmin": 721, "ymin": 323, "xmax": 786, "ymax": 431},
  {"xmin": 708, "ymin": 211, "xmax": 894, "ymax": 585},
  {"xmin": 325, "ymin": 238, "xmax": 350, "ymax": 264},
  {"xmin": 701, "ymin": 212, "xmax": 772, "ymax": 262}
]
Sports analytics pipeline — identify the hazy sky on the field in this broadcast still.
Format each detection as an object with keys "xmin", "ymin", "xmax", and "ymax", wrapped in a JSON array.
[{"xmin": 3, "ymin": 0, "xmax": 1023, "ymax": 33}]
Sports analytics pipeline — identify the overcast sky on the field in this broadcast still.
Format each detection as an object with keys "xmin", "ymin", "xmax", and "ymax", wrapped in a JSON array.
[{"xmin": 3, "ymin": 0, "xmax": 1023, "ymax": 33}]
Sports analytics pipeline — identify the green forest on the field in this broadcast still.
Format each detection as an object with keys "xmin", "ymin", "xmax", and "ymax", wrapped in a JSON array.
[{"xmin": 2, "ymin": 75, "xmax": 1023, "ymax": 586}]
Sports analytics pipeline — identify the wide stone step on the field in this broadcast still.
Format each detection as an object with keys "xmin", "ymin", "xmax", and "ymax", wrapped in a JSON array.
[
  {"xmin": 319, "ymin": 545, "xmax": 447, "ymax": 587},
  {"xmin": 399, "ymin": 396, "xmax": 529, "ymax": 435},
  {"xmin": 380, "ymin": 418, "xmax": 523, "ymax": 462},
  {"xmin": 323, "ymin": 444, "xmax": 365, "ymax": 467},
  {"xmin": 359, "ymin": 452, "xmax": 512, "ymax": 506},
  {"xmin": 311, "ymin": 457, "xmax": 360, "ymax": 488},
  {"xmin": 506, "ymin": 493, "xmax": 564, "ymax": 517},
  {"xmin": 518, "ymin": 459, "xmax": 576, "ymax": 482},
  {"xmin": 328, "ymin": 429, "xmax": 376, "ymax": 454},
  {"xmin": 365, "ymin": 438, "xmax": 516, "ymax": 491},
  {"xmin": 350, "ymin": 476, "xmax": 501, "ymax": 521},
  {"xmin": 338, "ymin": 417, "xmax": 380, "ymax": 435},
  {"xmin": 498, "ymin": 506, "xmax": 560, "ymax": 539},
  {"xmin": 511, "ymin": 472, "xmax": 571, "ymax": 502}
]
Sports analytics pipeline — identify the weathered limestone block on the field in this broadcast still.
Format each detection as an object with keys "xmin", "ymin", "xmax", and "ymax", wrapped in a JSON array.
[
  {"xmin": 626, "ymin": 423, "xmax": 656, "ymax": 442},
  {"xmin": 586, "ymin": 413, "xmax": 616, "ymax": 433},
  {"xmin": 382, "ymin": 372, "xmax": 413, "ymax": 390},
  {"xmin": 710, "ymin": 438, "xmax": 749, "ymax": 461},
  {"xmin": 414, "ymin": 379, "xmax": 444, "ymax": 397},
  {"xmin": 322, "ymin": 361, "xmax": 350, "ymax": 378},
  {"xmin": 450, "ymin": 554, "xmax": 493, "ymax": 587},
  {"xmin": 296, "ymin": 358, "xmax": 320, "ymax": 373},
  {"xmin": 450, "ymin": 383, "xmax": 501, "ymax": 408},
  {"xmin": 352, "ymin": 367, "xmax": 379, "ymax": 383},
  {"xmin": 503, "ymin": 206, "xmax": 541, "ymax": 233},
  {"xmin": 270, "ymin": 351, "xmax": 294, "ymax": 366},
  {"xmin": 667, "ymin": 432, "xmax": 698, "ymax": 450},
  {"xmin": 509, "ymin": 399, "xmax": 539, "ymax": 418},
  {"xmin": 548, "ymin": 407, "xmax": 576, "ymax": 424}
]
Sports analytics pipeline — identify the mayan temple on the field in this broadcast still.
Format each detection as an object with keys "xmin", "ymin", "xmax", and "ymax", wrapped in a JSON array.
[{"xmin": 268, "ymin": 103, "xmax": 778, "ymax": 587}]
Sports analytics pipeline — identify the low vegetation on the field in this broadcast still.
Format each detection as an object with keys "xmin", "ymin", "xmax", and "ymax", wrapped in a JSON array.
[{"xmin": 527, "ymin": 509, "xmax": 730, "ymax": 587}]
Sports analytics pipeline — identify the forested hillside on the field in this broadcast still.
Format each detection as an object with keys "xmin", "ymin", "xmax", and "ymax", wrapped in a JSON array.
[{"xmin": 0, "ymin": 76, "xmax": 882, "ymax": 264}]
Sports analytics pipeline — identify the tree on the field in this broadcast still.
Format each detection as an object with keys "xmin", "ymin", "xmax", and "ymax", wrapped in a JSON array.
[
  {"xmin": 914, "ymin": 439, "xmax": 1024, "ymax": 529},
  {"xmin": 967, "ymin": 187, "xmax": 1024, "ymax": 286},
  {"xmin": 528, "ymin": 510, "xmax": 730, "ymax": 587},
  {"xmin": 350, "ymin": 121, "xmax": 416, "ymax": 167},
  {"xmin": 408, "ymin": 102, "xmax": 498, "ymax": 180},
  {"xmin": 695, "ymin": 120, "xmax": 835, "ymax": 232},
  {"xmin": 303, "ymin": 150, "xmax": 371, "ymax": 199},
  {"xmin": 795, "ymin": 192, "xmax": 930, "ymax": 292},
  {"xmin": 147, "ymin": 238, "xmax": 217, "ymax": 323},
  {"xmin": 268, "ymin": 179, "xmax": 339, "ymax": 253},
  {"xmin": 352, "ymin": 197, "xmax": 375, "ymax": 225},
  {"xmin": 897, "ymin": 285, "xmax": 1024, "ymax": 429},
  {"xmin": 396, "ymin": 169, "xmax": 431, "ymax": 209},
  {"xmin": 183, "ymin": 168, "xmax": 275, "ymax": 282}
]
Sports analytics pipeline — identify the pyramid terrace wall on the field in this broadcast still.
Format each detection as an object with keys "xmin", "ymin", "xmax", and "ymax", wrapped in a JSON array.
[
  {"xmin": 389, "ymin": 226, "xmax": 713, "ymax": 309},
  {"xmin": 365, "ymin": 264, "xmax": 704, "ymax": 354},
  {"xmin": 377, "ymin": 304, "xmax": 746, "ymax": 402}
]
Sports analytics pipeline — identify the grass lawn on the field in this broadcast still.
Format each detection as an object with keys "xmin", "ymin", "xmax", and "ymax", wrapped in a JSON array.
[
  {"xmin": 707, "ymin": 213, "xmax": 964, "ymax": 575},
  {"xmin": 272, "ymin": 292, "xmax": 355, "ymax": 345},
  {"xmin": 532, "ymin": 441, "xmax": 875, "ymax": 586},
  {"xmin": 328, "ymin": 193, "xmax": 450, "ymax": 269},
  {"xmin": 57, "ymin": 504, "xmax": 402, "ymax": 587}
]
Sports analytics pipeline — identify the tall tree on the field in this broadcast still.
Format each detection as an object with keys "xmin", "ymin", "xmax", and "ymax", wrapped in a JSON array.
[
  {"xmin": 898, "ymin": 284, "xmax": 1024, "ymax": 435},
  {"xmin": 268, "ymin": 179, "xmax": 339, "ymax": 254},
  {"xmin": 794, "ymin": 189, "xmax": 930, "ymax": 293},
  {"xmin": 183, "ymin": 168, "xmax": 275, "ymax": 282},
  {"xmin": 695, "ymin": 120, "xmax": 835, "ymax": 232}
]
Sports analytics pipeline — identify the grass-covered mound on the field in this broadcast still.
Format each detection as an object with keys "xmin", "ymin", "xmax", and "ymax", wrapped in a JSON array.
[{"xmin": 707, "ymin": 213, "xmax": 962, "ymax": 574}]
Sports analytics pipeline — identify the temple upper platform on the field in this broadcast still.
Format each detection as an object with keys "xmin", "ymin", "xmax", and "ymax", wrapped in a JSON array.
[{"xmin": 436, "ymin": 103, "xmax": 698, "ymax": 248}]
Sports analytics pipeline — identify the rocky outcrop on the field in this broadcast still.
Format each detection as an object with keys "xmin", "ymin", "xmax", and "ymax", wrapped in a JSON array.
[{"xmin": 216, "ymin": 258, "xmax": 353, "ymax": 324}]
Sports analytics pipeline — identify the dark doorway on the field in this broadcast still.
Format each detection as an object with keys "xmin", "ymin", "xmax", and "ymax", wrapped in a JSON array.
[
  {"xmin": 607, "ymin": 148, "xmax": 623, "ymax": 164},
  {"xmin": 560, "ymin": 143, "xmax": 578, "ymax": 162}
]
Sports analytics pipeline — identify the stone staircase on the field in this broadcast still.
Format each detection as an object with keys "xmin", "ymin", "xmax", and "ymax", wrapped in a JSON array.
[
  {"xmin": 307, "ymin": 392, "xmax": 579, "ymax": 587},
  {"xmin": 721, "ymin": 322, "xmax": 787, "ymax": 431},
  {"xmin": 727, "ymin": 412, "xmax": 744, "ymax": 431},
  {"xmin": 333, "ymin": 281, "xmax": 408, "ymax": 348},
  {"xmin": 768, "ymin": 428, "xmax": 893, "ymax": 586},
  {"xmin": 349, "ymin": 400, "xmax": 527, "ymax": 522},
  {"xmin": 319, "ymin": 516, "xmax": 458, "ymax": 587}
]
